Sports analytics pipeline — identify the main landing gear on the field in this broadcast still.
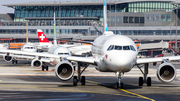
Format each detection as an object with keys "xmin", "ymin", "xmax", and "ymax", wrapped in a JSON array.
[
  {"xmin": 73, "ymin": 62, "xmax": 88, "ymax": 86},
  {"xmin": 42, "ymin": 62, "xmax": 49, "ymax": 71},
  {"xmin": 115, "ymin": 72, "xmax": 123, "ymax": 89},
  {"xmin": 137, "ymin": 63, "xmax": 151, "ymax": 86},
  {"xmin": 12, "ymin": 59, "xmax": 18, "ymax": 64}
]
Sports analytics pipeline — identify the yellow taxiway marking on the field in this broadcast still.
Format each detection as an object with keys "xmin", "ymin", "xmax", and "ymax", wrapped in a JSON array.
[{"xmin": 86, "ymin": 80, "xmax": 155, "ymax": 101}]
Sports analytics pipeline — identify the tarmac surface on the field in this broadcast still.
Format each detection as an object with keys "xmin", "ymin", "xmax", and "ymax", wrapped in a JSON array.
[{"xmin": 0, "ymin": 59, "xmax": 180, "ymax": 101}]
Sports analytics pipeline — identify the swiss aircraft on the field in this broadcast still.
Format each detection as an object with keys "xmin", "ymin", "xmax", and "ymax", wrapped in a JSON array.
[{"xmin": 0, "ymin": 0, "xmax": 179, "ymax": 88}]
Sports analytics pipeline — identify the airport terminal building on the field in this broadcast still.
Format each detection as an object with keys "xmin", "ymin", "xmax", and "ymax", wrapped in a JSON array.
[{"xmin": 1, "ymin": 0, "xmax": 180, "ymax": 43}]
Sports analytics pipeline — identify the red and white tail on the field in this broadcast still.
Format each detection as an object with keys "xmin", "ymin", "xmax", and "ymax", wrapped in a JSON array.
[{"xmin": 37, "ymin": 29, "xmax": 49, "ymax": 43}]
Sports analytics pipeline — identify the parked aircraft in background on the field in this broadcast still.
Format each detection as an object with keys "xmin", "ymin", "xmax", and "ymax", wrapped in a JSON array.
[{"xmin": 2, "ymin": 32, "xmax": 51, "ymax": 64}]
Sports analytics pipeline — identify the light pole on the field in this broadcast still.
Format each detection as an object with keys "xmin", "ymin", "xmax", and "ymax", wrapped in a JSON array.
[
  {"xmin": 176, "ymin": 7, "xmax": 178, "ymax": 48},
  {"xmin": 115, "ymin": 2, "xmax": 117, "ymax": 34}
]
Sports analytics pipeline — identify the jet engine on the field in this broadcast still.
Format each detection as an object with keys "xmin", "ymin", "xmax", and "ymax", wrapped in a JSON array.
[
  {"xmin": 3, "ymin": 55, "xmax": 13, "ymax": 62},
  {"xmin": 31, "ymin": 59, "xmax": 42, "ymax": 68},
  {"xmin": 157, "ymin": 62, "xmax": 176, "ymax": 83},
  {"xmin": 55, "ymin": 61, "xmax": 74, "ymax": 81}
]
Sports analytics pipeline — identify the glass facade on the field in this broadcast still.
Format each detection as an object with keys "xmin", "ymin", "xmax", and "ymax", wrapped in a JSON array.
[
  {"xmin": 1, "ymin": 28, "xmax": 180, "ymax": 36},
  {"xmin": 14, "ymin": 1, "xmax": 179, "ymax": 21}
]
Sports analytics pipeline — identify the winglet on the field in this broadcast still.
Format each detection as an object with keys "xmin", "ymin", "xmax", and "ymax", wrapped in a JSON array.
[{"xmin": 37, "ymin": 29, "xmax": 49, "ymax": 43}]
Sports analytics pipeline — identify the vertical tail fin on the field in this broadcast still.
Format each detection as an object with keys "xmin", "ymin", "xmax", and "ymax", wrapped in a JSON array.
[
  {"xmin": 37, "ymin": 29, "xmax": 49, "ymax": 43},
  {"xmin": 103, "ymin": 0, "xmax": 108, "ymax": 33}
]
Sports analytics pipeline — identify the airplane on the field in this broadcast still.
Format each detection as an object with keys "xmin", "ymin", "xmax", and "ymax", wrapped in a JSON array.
[
  {"xmin": 0, "ymin": 0, "xmax": 178, "ymax": 88},
  {"xmin": 2, "ymin": 32, "xmax": 51, "ymax": 64}
]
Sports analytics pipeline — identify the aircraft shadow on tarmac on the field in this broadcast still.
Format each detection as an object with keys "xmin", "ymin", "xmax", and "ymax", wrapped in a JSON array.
[{"xmin": 58, "ymin": 82, "xmax": 142, "ymax": 90}]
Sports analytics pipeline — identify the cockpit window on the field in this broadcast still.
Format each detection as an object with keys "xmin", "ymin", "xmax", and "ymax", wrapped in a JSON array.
[
  {"xmin": 123, "ymin": 46, "xmax": 130, "ymax": 50},
  {"xmin": 108, "ymin": 45, "xmax": 136, "ymax": 51},
  {"xmin": 114, "ymin": 46, "xmax": 122, "ymax": 50},
  {"xmin": 107, "ymin": 45, "xmax": 112, "ymax": 51},
  {"xmin": 130, "ymin": 45, "xmax": 136, "ymax": 51},
  {"xmin": 58, "ymin": 53, "xmax": 63, "ymax": 55},
  {"xmin": 64, "ymin": 53, "xmax": 69, "ymax": 55},
  {"xmin": 58, "ymin": 53, "xmax": 69, "ymax": 55},
  {"xmin": 107, "ymin": 45, "xmax": 114, "ymax": 51}
]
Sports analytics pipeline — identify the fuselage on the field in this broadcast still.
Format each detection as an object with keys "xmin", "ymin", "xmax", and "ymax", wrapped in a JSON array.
[
  {"xmin": 48, "ymin": 45, "xmax": 71, "ymax": 65},
  {"xmin": 21, "ymin": 43, "xmax": 37, "ymax": 52},
  {"xmin": 92, "ymin": 31, "xmax": 138, "ymax": 72}
]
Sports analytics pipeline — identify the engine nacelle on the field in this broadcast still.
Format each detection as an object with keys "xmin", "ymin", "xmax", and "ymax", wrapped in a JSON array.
[
  {"xmin": 157, "ymin": 62, "xmax": 176, "ymax": 83},
  {"xmin": 3, "ymin": 55, "xmax": 13, "ymax": 62},
  {"xmin": 55, "ymin": 61, "xmax": 74, "ymax": 81},
  {"xmin": 31, "ymin": 59, "xmax": 42, "ymax": 68}
]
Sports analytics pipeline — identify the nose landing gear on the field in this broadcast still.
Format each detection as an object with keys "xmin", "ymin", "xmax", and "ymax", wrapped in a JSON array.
[{"xmin": 115, "ymin": 72, "xmax": 123, "ymax": 89}]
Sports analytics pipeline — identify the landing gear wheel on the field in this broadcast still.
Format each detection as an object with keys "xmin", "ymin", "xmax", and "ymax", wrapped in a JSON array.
[
  {"xmin": 115, "ymin": 82, "xmax": 119, "ymax": 89},
  {"xmin": 81, "ymin": 76, "xmax": 85, "ymax": 85},
  {"xmin": 147, "ymin": 77, "xmax": 151, "ymax": 86},
  {"xmin": 115, "ymin": 82, "xmax": 123, "ymax": 89},
  {"xmin": 42, "ymin": 65, "xmax": 45, "ymax": 71},
  {"xmin": 120, "ymin": 82, "xmax": 123, "ymax": 89},
  {"xmin": 15, "ymin": 60, "xmax": 18, "ymax": 64},
  {"xmin": 12, "ymin": 60, "xmax": 14, "ymax": 64},
  {"xmin": 46, "ymin": 66, "xmax": 49, "ymax": 71},
  {"xmin": 139, "ymin": 77, "xmax": 143, "ymax": 86},
  {"xmin": 73, "ymin": 76, "xmax": 78, "ymax": 86}
]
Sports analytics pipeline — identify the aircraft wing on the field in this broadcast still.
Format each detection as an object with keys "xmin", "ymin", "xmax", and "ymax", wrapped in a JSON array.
[
  {"xmin": 0, "ymin": 49, "xmax": 60, "ymax": 59},
  {"xmin": 9, "ymin": 54, "xmax": 35, "ymax": 59},
  {"xmin": 60, "ymin": 40, "xmax": 93, "ymax": 45},
  {"xmin": 66, "ymin": 56, "xmax": 95, "ymax": 64},
  {"xmin": 136, "ymin": 56, "xmax": 180, "ymax": 64}
]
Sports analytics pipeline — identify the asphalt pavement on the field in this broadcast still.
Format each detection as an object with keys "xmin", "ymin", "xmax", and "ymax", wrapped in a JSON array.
[{"xmin": 0, "ymin": 59, "xmax": 180, "ymax": 101}]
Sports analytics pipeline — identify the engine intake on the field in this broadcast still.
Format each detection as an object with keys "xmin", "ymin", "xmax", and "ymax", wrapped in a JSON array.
[
  {"xmin": 31, "ymin": 59, "xmax": 42, "ymax": 68},
  {"xmin": 3, "ymin": 55, "xmax": 13, "ymax": 62},
  {"xmin": 55, "ymin": 61, "xmax": 74, "ymax": 81},
  {"xmin": 157, "ymin": 62, "xmax": 176, "ymax": 83}
]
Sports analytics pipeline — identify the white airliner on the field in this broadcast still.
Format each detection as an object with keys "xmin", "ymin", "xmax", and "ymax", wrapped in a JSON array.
[
  {"xmin": 2, "ymin": 32, "xmax": 50, "ymax": 64},
  {"xmin": 0, "ymin": 0, "xmax": 178, "ymax": 88}
]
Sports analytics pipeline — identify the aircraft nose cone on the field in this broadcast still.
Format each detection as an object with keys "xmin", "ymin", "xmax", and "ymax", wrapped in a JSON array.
[{"xmin": 105, "ymin": 51, "xmax": 136, "ymax": 72}]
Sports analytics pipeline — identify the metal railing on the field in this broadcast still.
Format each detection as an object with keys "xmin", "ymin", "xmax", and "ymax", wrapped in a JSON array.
[{"xmin": 0, "ymin": 20, "xmax": 103, "ymax": 27}]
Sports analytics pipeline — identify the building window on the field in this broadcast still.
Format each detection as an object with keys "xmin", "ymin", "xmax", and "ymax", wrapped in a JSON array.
[
  {"xmin": 123, "ymin": 16, "xmax": 128, "ymax": 23},
  {"xmin": 129, "ymin": 17, "xmax": 134, "ymax": 23},
  {"xmin": 140, "ymin": 17, "xmax": 144, "ymax": 23},
  {"xmin": 117, "ymin": 16, "xmax": 122, "ymax": 23},
  {"xmin": 154, "ymin": 14, "xmax": 159, "ymax": 21},
  {"xmin": 149, "ymin": 14, "xmax": 154, "ymax": 21},
  {"xmin": 134, "ymin": 17, "xmax": 139, "ymax": 23},
  {"xmin": 161, "ymin": 14, "xmax": 166, "ymax": 21},
  {"xmin": 166, "ymin": 14, "xmax": 171, "ymax": 21},
  {"xmin": 145, "ymin": 14, "xmax": 149, "ymax": 21}
]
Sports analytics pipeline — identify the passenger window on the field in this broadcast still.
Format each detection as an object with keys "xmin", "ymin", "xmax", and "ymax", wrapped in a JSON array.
[
  {"xmin": 114, "ymin": 46, "xmax": 122, "ymax": 50},
  {"xmin": 130, "ymin": 45, "xmax": 136, "ymax": 51},
  {"xmin": 123, "ymin": 46, "xmax": 130, "ymax": 50}
]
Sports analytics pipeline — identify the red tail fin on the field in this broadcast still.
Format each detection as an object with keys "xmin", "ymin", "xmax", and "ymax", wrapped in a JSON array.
[{"xmin": 37, "ymin": 29, "xmax": 49, "ymax": 43}]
